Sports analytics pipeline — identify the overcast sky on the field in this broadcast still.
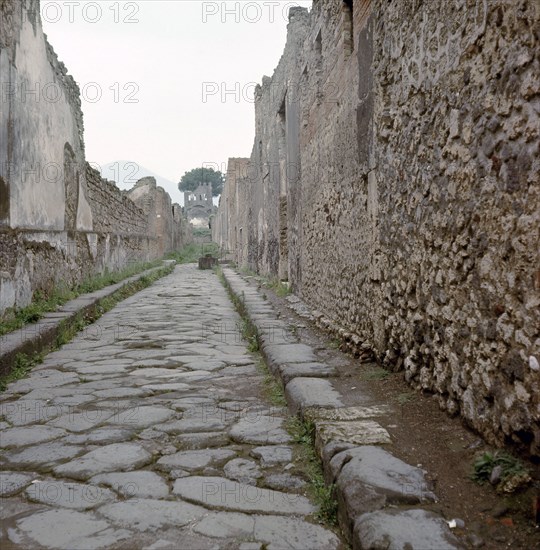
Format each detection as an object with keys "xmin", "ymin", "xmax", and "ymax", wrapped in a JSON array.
[{"xmin": 42, "ymin": 0, "xmax": 312, "ymax": 202}]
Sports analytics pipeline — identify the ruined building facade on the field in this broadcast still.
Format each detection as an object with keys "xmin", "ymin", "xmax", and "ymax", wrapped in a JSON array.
[
  {"xmin": 184, "ymin": 183, "xmax": 216, "ymax": 228},
  {"xmin": 0, "ymin": 0, "xmax": 191, "ymax": 316},
  {"xmin": 214, "ymin": 0, "xmax": 540, "ymax": 453}
]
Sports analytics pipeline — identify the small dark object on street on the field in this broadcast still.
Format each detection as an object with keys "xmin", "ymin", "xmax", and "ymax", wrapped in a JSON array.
[{"xmin": 199, "ymin": 254, "xmax": 218, "ymax": 270}]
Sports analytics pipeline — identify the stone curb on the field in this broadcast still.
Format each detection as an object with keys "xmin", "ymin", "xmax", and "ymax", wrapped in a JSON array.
[
  {"xmin": 221, "ymin": 268, "xmax": 464, "ymax": 550},
  {"xmin": 0, "ymin": 261, "xmax": 175, "ymax": 377}
]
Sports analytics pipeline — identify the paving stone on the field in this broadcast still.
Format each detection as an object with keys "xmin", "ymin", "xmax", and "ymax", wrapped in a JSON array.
[
  {"xmin": 1, "ymin": 426, "xmax": 67, "ymax": 448},
  {"xmin": 315, "ymin": 420, "xmax": 391, "ymax": 451},
  {"xmin": 7, "ymin": 508, "xmax": 132, "ymax": 549},
  {"xmin": 0, "ymin": 400, "xmax": 61, "ymax": 426},
  {"xmin": 48, "ymin": 410, "xmax": 115, "ymax": 432},
  {"xmin": 304, "ymin": 405, "xmax": 388, "ymax": 423},
  {"xmin": 6, "ymin": 371, "xmax": 80, "ymax": 394},
  {"xmin": 73, "ymin": 364, "xmax": 131, "ymax": 376},
  {"xmin": 1, "ymin": 441, "xmax": 84, "ymax": 469},
  {"xmin": 0, "ymin": 472, "xmax": 34, "ymax": 496},
  {"xmin": 157, "ymin": 417, "xmax": 229, "ymax": 434},
  {"xmin": 353, "ymin": 509, "xmax": 463, "ymax": 550},
  {"xmin": 26, "ymin": 480, "xmax": 116, "ymax": 509},
  {"xmin": 90, "ymin": 471, "xmax": 169, "ymax": 499},
  {"xmin": 172, "ymin": 476, "xmax": 315, "ymax": 515},
  {"xmin": 263, "ymin": 474, "xmax": 306, "ymax": 491},
  {"xmin": 175, "ymin": 431, "xmax": 230, "ymax": 450},
  {"xmin": 105, "ymin": 406, "xmax": 174, "ymax": 429},
  {"xmin": 254, "ymin": 515, "xmax": 341, "ymax": 550},
  {"xmin": 278, "ymin": 362, "xmax": 337, "ymax": 384},
  {"xmin": 128, "ymin": 367, "xmax": 187, "ymax": 378},
  {"xmin": 229, "ymin": 416, "xmax": 292, "ymax": 445},
  {"xmin": 156, "ymin": 449, "xmax": 236, "ymax": 472},
  {"xmin": 92, "ymin": 388, "xmax": 146, "ymax": 399},
  {"xmin": 250, "ymin": 446, "xmax": 293, "ymax": 467},
  {"xmin": 141, "ymin": 382, "xmax": 192, "ymax": 392},
  {"xmin": 223, "ymin": 458, "xmax": 262, "ymax": 485},
  {"xmin": 63, "ymin": 427, "xmax": 134, "ymax": 445},
  {"xmin": 170, "ymin": 397, "xmax": 217, "ymax": 411},
  {"xmin": 193, "ymin": 511, "xmax": 255, "ymax": 539},
  {"xmin": 263, "ymin": 343, "xmax": 317, "ymax": 370},
  {"xmin": 54, "ymin": 443, "xmax": 152, "ymax": 480},
  {"xmin": 285, "ymin": 378, "xmax": 344, "ymax": 414},
  {"xmin": 50, "ymin": 394, "xmax": 97, "ymax": 407},
  {"xmin": 99, "ymin": 499, "xmax": 207, "ymax": 531},
  {"xmin": 330, "ymin": 446, "xmax": 436, "ymax": 532}
]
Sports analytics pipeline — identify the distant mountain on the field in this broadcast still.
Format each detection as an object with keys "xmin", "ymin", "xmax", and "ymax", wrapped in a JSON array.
[{"xmin": 98, "ymin": 160, "xmax": 184, "ymax": 205}]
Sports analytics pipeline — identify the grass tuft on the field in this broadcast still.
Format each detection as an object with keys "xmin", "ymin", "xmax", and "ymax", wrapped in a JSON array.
[{"xmin": 286, "ymin": 417, "xmax": 338, "ymax": 525}]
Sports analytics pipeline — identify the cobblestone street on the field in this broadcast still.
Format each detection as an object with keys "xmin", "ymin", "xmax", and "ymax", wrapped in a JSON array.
[{"xmin": 0, "ymin": 265, "xmax": 342, "ymax": 550}]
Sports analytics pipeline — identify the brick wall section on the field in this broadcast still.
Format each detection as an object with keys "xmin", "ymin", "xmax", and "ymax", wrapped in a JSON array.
[{"xmin": 215, "ymin": 0, "xmax": 540, "ymax": 454}]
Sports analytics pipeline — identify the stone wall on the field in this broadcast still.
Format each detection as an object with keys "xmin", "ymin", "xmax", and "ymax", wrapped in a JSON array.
[
  {"xmin": 215, "ymin": 0, "xmax": 540, "ymax": 454},
  {"xmin": 0, "ymin": 0, "xmax": 190, "ymax": 316}
]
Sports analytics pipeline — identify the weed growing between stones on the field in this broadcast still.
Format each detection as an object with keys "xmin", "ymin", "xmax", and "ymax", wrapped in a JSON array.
[
  {"xmin": 0, "ymin": 259, "xmax": 163, "ymax": 337},
  {"xmin": 0, "ymin": 352, "xmax": 45, "ymax": 391},
  {"xmin": 286, "ymin": 416, "xmax": 338, "ymax": 526},
  {"xmin": 0, "ymin": 264, "xmax": 174, "ymax": 392},
  {"xmin": 472, "ymin": 451, "xmax": 531, "ymax": 493}
]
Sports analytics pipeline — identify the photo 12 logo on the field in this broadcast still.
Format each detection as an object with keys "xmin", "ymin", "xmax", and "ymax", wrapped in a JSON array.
[
  {"xmin": 39, "ymin": 1, "xmax": 140, "ymax": 24},
  {"xmin": 201, "ymin": 2, "xmax": 308, "ymax": 24}
]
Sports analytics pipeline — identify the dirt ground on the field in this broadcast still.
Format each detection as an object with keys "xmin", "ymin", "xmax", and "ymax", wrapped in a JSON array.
[{"xmin": 247, "ymin": 275, "xmax": 540, "ymax": 549}]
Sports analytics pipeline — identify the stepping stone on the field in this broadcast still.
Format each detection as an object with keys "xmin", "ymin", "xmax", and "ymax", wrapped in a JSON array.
[
  {"xmin": 53, "ymin": 443, "xmax": 152, "ymax": 480},
  {"xmin": 285, "ymin": 378, "xmax": 344, "ymax": 414},
  {"xmin": 0, "ymin": 472, "xmax": 34, "ymax": 496},
  {"xmin": 229, "ymin": 416, "xmax": 292, "ymax": 445},
  {"xmin": 90, "ymin": 471, "xmax": 169, "ymax": 499},
  {"xmin": 1, "ymin": 426, "xmax": 67, "ymax": 448},
  {"xmin": 26, "ymin": 480, "xmax": 116, "ymax": 510},
  {"xmin": 250, "ymin": 446, "xmax": 293, "ymax": 467},
  {"xmin": 223, "ymin": 458, "xmax": 262, "ymax": 485},
  {"xmin": 353, "ymin": 509, "xmax": 463, "ymax": 550},
  {"xmin": 156, "ymin": 449, "xmax": 236, "ymax": 472},
  {"xmin": 99, "ymin": 499, "xmax": 207, "ymax": 531},
  {"xmin": 8, "ymin": 509, "xmax": 131, "ymax": 549},
  {"xmin": 172, "ymin": 476, "xmax": 315, "ymax": 515}
]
